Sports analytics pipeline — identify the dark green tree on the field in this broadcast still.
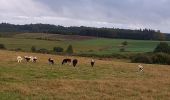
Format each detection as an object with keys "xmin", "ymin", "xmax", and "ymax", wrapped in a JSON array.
[
  {"xmin": 154, "ymin": 42, "xmax": 170, "ymax": 54},
  {"xmin": 66, "ymin": 45, "xmax": 73, "ymax": 54},
  {"xmin": 31, "ymin": 46, "xmax": 36, "ymax": 52},
  {"xmin": 122, "ymin": 41, "xmax": 128, "ymax": 46},
  {"xmin": 120, "ymin": 41, "xmax": 128, "ymax": 52}
]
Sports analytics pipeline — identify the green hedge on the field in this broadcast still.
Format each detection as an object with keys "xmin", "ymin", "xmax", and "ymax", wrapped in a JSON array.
[{"xmin": 131, "ymin": 53, "xmax": 170, "ymax": 65}]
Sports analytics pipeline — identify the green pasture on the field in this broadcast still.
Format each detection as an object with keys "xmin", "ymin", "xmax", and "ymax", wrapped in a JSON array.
[{"xmin": 0, "ymin": 33, "xmax": 169, "ymax": 55}]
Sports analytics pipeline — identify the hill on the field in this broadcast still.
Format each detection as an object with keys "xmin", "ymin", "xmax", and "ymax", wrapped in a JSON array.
[
  {"xmin": 0, "ymin": 23, "xmax": 166, "ymax": 40},
  {"xmin": 0, "ymin": 50, "xmax": 169, "ymax": 99}
]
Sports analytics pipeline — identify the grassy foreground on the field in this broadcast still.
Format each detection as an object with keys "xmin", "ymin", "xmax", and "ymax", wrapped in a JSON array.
[{"xmin": 0, "ymin": 50, "xmax": 169, "ymax": 99}]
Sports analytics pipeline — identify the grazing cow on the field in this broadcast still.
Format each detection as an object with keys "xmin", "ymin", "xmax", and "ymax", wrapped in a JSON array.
[
  {"xmin": 30, "ymin": 56, "xmax": 34, "ymax": 62},
  {"xmin": 62, "ymin": 59, "xmax": 71, "ymax": 65},
  {"xmin": 17, "ymin": 56, "xmax": 23, "ymax": 63},
  {"xmin": 24, "ymin": 56, "xmax": 31, "ymax": 62},
  {"xmin": 138, "ymin": 64, "xmax": 143, "ymax": 72},
  {"xmin": 91, "ymin": 59, "xmax": 95, "ymax": 67},
  {"xmin": 72, "ymin": 59, "xmax": 78, "ymax": 67},
  {"xmin": 30, "ymin": 56, "xmax": 37, "ymax": 63},
  {"xmin": 48, "ymin": 58, "xmax": 54, "ymax": 65},
  {"xmin": 33, "ymin": 57, "xmax": 37, "ymax": 63}
]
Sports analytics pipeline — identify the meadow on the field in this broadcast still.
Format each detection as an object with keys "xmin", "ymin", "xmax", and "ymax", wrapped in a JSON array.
[
  {"xmin": 0, "ymin": 50, "xmax": 170, "ymax": 100},
  {"xmin": 0, "ymin": 33, "xmax": 170, "ymax": 55}
]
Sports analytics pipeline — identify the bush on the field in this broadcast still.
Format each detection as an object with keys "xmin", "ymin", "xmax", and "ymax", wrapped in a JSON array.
[
  {"xmin": 14, "ymin": 48, "xmax": 22, "ymax": 51},
  {"xmin": 131, "ymin": 54, "xmax": 153, "ymax": 64},
  {"xmin": 31, "ymin": 46, "xmax": 36, "ymax": 52},
  {"xmin": 53, "ymin": 47, "xmax": 64, "ymax": 52},
  {"xmin": 152, "ymin": 53, "xmax": 170, "ymax": 65},
  {"xmin": 120, "ymin": 48, "xmax": 125, "ymax": 52},
  {"xmin": 119, "ymin": 41, "xmax": 128, "ymax": 52},
  {"xmin": 0, "ymin": 44, "xmax": 5, "ymax": 49},
  {"xmin": 66, "ymin": 45, "xmax": 73, "ymax": 54},
  {"xmin": 78, "ymin": 53, "xmax": 133, "ymax": 59},
  {"xmin": 122, "ymin": 41, "xmax": 128, "ymax": 46},
  {"xmin": 131, "ymin": 53, "xmax": 170, "ymax": 65},
  {"xmin": 37, "ymin": 48, "xmax": 49, "ymax": 54}
]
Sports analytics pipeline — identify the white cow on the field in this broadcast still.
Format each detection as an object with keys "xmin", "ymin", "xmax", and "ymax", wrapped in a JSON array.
[
  {"xmin": 32, "ymin": 56, "xmax": 37, "ymax": 63},
  {"xmin": 17, "ymin": 56, "xmax": 23, "ymax": 63},
  {"xmin": 30, "ymin": 56, "xmax": 34, "ymax": 62},
  {"xmin": 138, "ymin": 64, "xmax": 144, "ymax": 72},
  {"xmin": 25, "ymin": 56, "xmax": 37, "ymax": 63}
]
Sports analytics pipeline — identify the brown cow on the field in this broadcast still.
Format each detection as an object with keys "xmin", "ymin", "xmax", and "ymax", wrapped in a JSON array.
[
  {"xmin": 62, "ymin": 59, "xmax": 71, "ymax": 65},
  {"xmin": 48, "ymin": 58, "xmax": 54, "ymax": 65},
  {"xmin": 72, "ymin": 59, "xmax": 78, "ymax": 67}
]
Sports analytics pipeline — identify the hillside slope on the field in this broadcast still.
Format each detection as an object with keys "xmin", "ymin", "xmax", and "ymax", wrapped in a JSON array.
[{"xmin": 0, "ymin": 23, "xmax": 166, "ymax": 40}]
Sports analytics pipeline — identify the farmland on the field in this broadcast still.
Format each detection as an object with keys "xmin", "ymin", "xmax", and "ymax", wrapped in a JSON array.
[
  {"xmin": 0, "ymin": 33, "xmax": 169, "ymax": 100},
  {"xmin": 1, "ymin": 0, "xmax": 170, "ymax": 99},
  {"xmin": 0, "ymin": 33, "xmax": 170, "ymax": 55}
]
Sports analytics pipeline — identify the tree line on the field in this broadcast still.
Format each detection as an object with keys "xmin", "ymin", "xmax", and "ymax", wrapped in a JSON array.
[{"xmin": 0, "ymin": 23, "xmax": 168, "ymax": 40}]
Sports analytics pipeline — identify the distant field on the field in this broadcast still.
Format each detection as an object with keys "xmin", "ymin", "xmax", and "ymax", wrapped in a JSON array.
[
  {"xmin": 0, "ymin": 50, "xmax": 170, "ymax": 99},
  {"xmin": 0, "ymin": 33, "xmax": 170, "ymax": 55},
  {"xmin": 13, "ymin": 33, "xmax": 95, "ymax": 41}
]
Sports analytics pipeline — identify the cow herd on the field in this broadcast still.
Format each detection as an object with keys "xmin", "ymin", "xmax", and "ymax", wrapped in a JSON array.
[
  {"xmin": 17, "ymin": 56, "xmax": 95, "ymax": 67},
  {"xmin": 17, "ymin": 56, "xmax": 144, "ymax": 71}
]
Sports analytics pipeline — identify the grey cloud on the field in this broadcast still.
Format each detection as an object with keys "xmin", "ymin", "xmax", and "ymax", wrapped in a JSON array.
[
  {"xmin": 1, "ymin": 0, "xmax": 170, "ymax": 32},
  {"xmin": 37, "ymin": 0, "xmax": 170, "ymax": 29}
]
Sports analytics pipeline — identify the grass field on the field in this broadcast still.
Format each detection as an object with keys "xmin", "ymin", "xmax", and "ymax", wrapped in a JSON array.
[
  {"xmin": 0, "ymin": 33, "xmax": 170, "ymax": 55},
  {"xmin": 0, "ymin": 50, "xmax": 170, "ymax": 99}
]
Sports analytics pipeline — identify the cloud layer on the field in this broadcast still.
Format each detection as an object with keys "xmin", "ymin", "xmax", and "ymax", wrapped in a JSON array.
[{"xmin": 0, "ymin": 0, "xmax": 170, "ymax": 32}]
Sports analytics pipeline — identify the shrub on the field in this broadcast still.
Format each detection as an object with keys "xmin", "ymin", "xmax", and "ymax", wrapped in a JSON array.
[
  {"xmin": 66, "ymin": 45, "xmax": 73, "ymax": 54},
  {"xmin": 131, "ymin": 53, "xmax": 170, "ymax": 65},
  {"xmin": 53, "ymin": 47, "xmax": 64, "ymax": 52},
  {"xmin": 120, "ymin": 48, "xmax": 125, "ymax": 52},
  {"xmin": 131, "ymin": 54, "xmax": 153, "ymax": 64},
  {"xmin": 0, "ymin": 44, "xmax": 5, "ymax": 49},
  {"xmin": 14, "ymin": 48, "xmax": 22, "ymax": 51},
  {"xmin": 122, "ymin": 41, "xmax": 128, "ymax": 46},
  {"xmin": 88, "ymin": 50, "xmax": 94, "ymax": 52},
  {"xmin": 37, "ymin": 48, "xmax": 49, "ymax": 54},
  {"xmin": 119, "ymin": 41, "xmax": 128, "ymax": 52},
  {"xmin": 152, "ymin": 53, "xmax": 170, "ymax": 65}
]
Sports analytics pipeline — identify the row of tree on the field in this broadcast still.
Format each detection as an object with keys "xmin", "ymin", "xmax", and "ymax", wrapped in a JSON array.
[
  {"xmin": 0, "ymin": 23, "xmax": 168, "ymax": 40},
  {"xmin": 31, "ymin": 45, "xmax": 74, "ymax": 54}
]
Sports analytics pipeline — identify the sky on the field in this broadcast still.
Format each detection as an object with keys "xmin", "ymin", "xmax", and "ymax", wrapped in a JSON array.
[{"xmin": 0, "ymin": 0, "xmax": 170, "ymax": 33}]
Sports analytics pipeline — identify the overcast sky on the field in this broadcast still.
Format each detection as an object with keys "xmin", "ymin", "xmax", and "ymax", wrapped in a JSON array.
[{"xmin": 0, "ymin": 0, "xmax": 170, "ymax": 32}]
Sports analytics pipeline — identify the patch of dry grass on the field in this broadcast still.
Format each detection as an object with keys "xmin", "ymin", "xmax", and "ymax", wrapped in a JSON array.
[{"xmin": 0, "ymin": 50, "xmax": 169, "ymax": 100}]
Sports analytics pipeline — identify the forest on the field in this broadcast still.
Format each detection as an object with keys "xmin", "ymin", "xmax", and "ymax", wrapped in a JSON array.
[{"xmin": 0, "ymin": 23, "xmax": 168, "ymax": 40}]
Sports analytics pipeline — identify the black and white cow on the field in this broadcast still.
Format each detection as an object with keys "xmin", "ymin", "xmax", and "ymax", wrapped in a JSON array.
[
  {"xmin": 48, "ymin": 58, "xmax": 54, "ymax": 65},
  {"xmin": 24, "ymin": 56, "xmax": 31, "ymax": 62},
  {"xmin": 91, "ymin": 59, "xmax": 95, "ymax": 67}
]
